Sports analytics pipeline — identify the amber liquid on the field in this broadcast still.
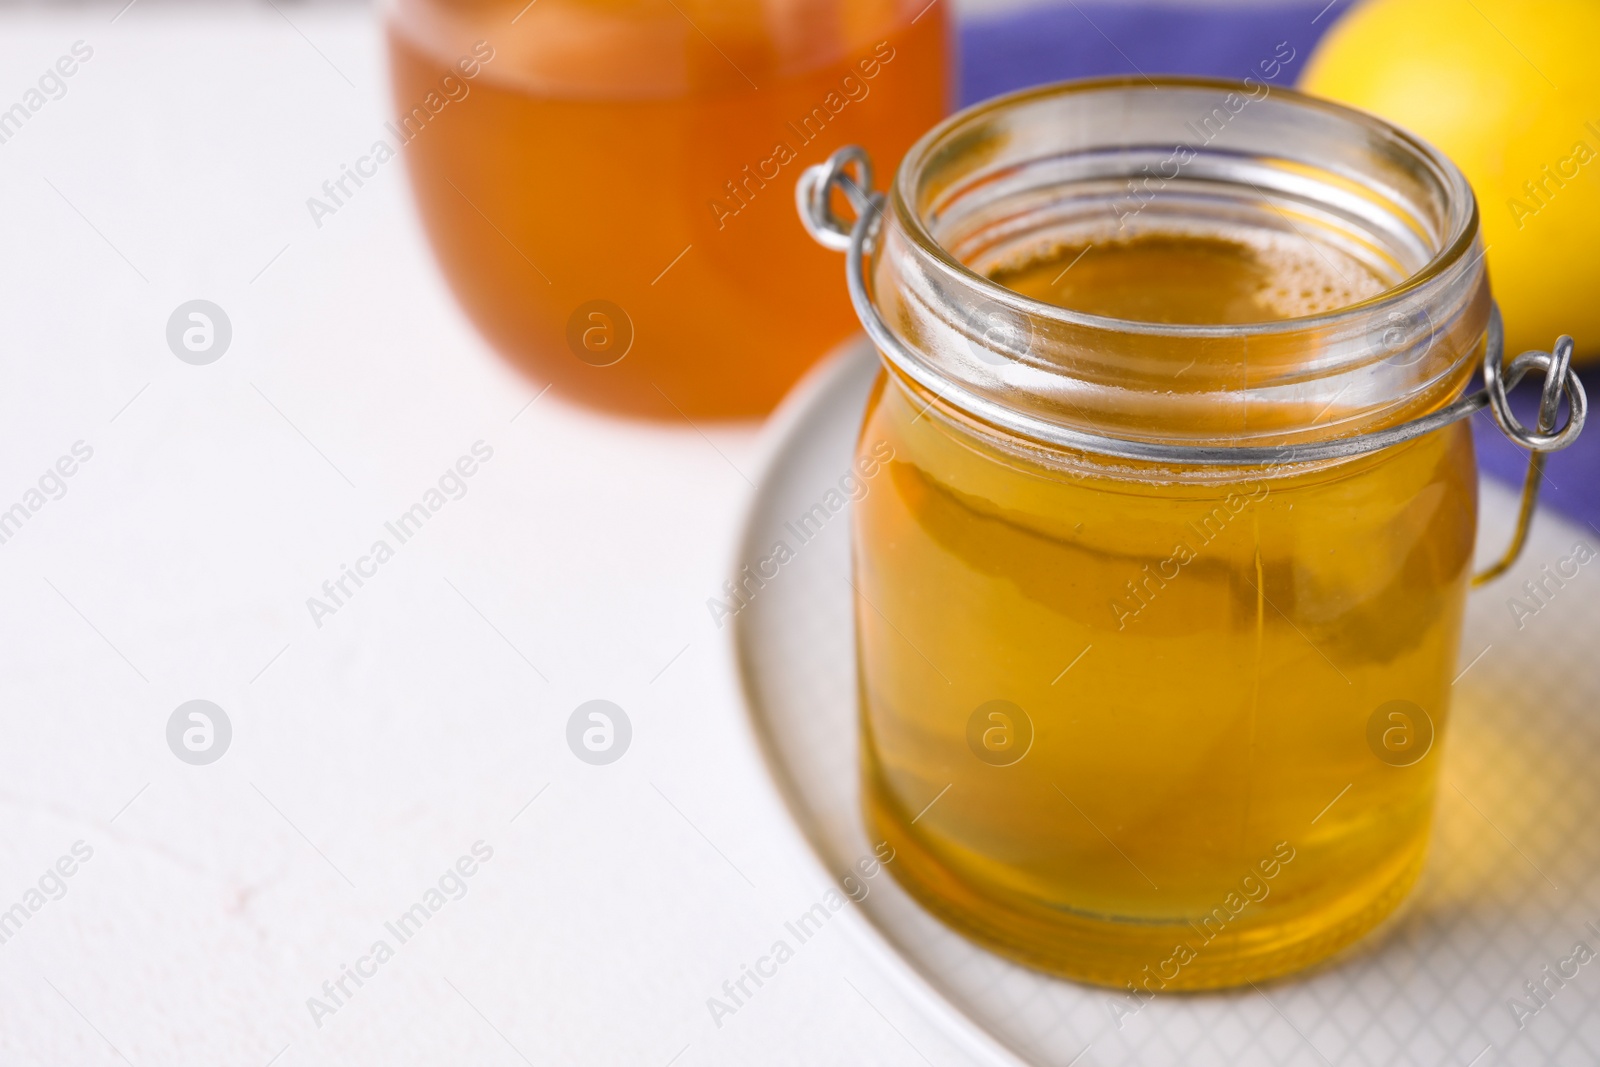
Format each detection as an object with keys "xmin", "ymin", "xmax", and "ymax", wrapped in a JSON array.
[
  {"xmin": 857, "ymin": 235, "xmax": 1476, "ymax": 989},
  {"xmin": 388, "ymin": 3, "xmax": 949, "ymax": 418}
]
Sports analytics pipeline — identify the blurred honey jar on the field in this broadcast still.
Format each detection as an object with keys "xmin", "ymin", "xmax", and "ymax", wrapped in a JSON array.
[{"xmin": 385, "ymin": 0, "xmax": 952, "ymax": 418}]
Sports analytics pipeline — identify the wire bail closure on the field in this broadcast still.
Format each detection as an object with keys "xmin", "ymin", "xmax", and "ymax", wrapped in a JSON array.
[
  {"xmin": 797, "ymin": 144, "xmax": 1588, "ymax": 586},
  {"xmin": 795, "ymin": 145, "xmax": 876, "ymax": 252}
]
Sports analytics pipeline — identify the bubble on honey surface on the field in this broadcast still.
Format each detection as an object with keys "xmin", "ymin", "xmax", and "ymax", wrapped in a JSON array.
[
  {"xmin": 1250, "ymin": 235, "xmax": 1388, "ymax": 319},
  {"xmin": 984, "ymin": 227, "xmax": 1391, "ymax": 326}
]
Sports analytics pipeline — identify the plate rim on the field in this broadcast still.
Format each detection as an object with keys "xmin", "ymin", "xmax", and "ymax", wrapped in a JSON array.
[{"xmin": 726, "ymin": 336, "xmax": 1035, "ymax": 1067}]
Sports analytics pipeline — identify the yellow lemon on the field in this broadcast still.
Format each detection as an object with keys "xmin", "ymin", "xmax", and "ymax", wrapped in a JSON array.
[{"xmin": 1302, "ymin": 0, "xmax": 1600, "ymax": 362}]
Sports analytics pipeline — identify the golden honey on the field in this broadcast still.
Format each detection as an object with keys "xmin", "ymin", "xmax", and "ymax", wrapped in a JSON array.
[
  {"xmin": 387, "ymin": 0, "xmax": 950, "ymax": 418},
  {"xmin": 855, "ymin": 231, "xmax": 1480, "ymax": 989}
]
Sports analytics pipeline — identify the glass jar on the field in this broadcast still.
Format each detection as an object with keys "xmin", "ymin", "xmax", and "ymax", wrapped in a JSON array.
[
  {"xmin": 806, "ymin": 78, "xmax": 1554, "ymax": 991},
  {"xmin": 384, "ymin": 0, "xmax": 951, "ymax": 419}
]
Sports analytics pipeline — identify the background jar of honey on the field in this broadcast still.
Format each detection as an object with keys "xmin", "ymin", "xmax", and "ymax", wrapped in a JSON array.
[
  {"xmin": 385, "ymin": 0, "xmax": 950, "ymax": 418},
  {"xmin": 848, "ymin": 79, "xmax": 1491, "ymax": 989}
]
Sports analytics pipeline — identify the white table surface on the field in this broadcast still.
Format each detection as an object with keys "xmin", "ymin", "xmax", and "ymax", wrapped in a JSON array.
[
  {"xmin": 0, "ymin": 5, "xmax": 930, "ymax": 1064},
  {"xmin": 4, "ymin": 6, "xmax": 1590, "ymax": 1067}
]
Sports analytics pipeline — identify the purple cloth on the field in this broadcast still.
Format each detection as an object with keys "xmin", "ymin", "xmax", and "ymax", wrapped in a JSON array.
[{"xmin": 958, "ymin": 1, "xmax": 1598, "ymax": 529}]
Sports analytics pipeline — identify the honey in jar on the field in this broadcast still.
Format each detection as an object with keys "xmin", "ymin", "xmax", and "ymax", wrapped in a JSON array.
[
  {"xmin": 386, "ymin": 0, "xmax": 951, "ymax": 418},
  {"xmin": 842, "ymin": 79, "xmax": 1492, "ymax": 990}
]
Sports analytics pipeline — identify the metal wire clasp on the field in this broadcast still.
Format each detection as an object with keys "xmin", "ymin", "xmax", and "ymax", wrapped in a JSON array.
[
  {"xmin": 1473, "ymin": 335, "xmax": 1585, "ymax": 584},
  {"xmin": 795, "ymin": 145, "xmax": 878, "ymax": 251},
  {"xmin": 796, "ymin": 144, "xmax": 1589, "ymax": 586}
]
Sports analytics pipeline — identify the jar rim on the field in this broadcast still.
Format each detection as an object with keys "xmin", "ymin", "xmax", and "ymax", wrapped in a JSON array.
[{"xmin": 889, "ymin": 74, "xmax": 1482, "ymax": 339}]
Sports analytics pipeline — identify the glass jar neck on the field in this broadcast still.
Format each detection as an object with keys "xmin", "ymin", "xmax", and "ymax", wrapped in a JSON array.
[{"xmin": 871, "ymin": 77, "xmax": 1489, "ymax": 463}]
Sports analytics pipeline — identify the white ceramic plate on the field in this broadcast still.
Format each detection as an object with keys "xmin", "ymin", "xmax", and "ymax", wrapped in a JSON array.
[{"xmin": 733, "ymin": 338, "xmax": 1600, "ymax": 1067}]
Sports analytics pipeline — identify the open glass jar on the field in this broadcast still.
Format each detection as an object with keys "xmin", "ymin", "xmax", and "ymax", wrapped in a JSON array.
[
  {"xmin": 385, "ymin": 0, "xmax": 950, "ymax": 419},
  {"xmin": 798, "ymin": 78, "xmax": 1586, "ymax": 989}
]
